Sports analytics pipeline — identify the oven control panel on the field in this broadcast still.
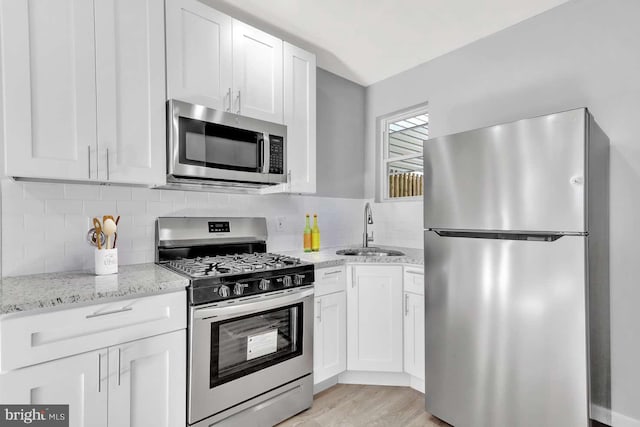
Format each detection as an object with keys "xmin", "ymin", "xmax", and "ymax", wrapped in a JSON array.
[{"xmin": 208, "ymin": 221, "xmax": 230, "ymax": 233}]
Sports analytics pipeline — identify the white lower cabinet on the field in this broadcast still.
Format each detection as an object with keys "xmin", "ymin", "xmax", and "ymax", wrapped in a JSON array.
[
  {"xmin": 0, "ymin": 349, "xmax": 108, "ymax": 427},
  {"xmin": 404, "ymin": 292, "xmax": 425, "ymax": 381},
  {"xmin": 313, "ymin": 291, "xmax": 346, "ymax": 384},
  {"xmin": 0, "ymin": 291, "xmax": 187, "ymax": 427},
  {"xmin": 0, "ymin": 330, "xmax": 185, "ymax": 427},
  {"xmin": 108, "ymin": 330, "xmax": 186, "ymax": 427},
  {"xmin": 347, "ymin": 265, "xmax": 403, "ymax": 372}
]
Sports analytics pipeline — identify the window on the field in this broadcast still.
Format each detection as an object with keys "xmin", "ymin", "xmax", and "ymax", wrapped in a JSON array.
[{"xmin": 380, "ymin": 104, "xmax": 428, "ymax": 200}]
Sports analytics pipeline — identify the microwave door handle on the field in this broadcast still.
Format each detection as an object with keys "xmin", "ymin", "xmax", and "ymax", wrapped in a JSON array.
[{"xmin": 261, "ymin": 132, "xmax": 270, "ymax": 174}]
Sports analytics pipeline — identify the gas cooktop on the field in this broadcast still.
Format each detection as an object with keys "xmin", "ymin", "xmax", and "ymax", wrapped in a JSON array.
[
  {"xmin": 156, "ymin": 217, "xmax": 315, "ymax": 305},
  {"xmin": 164, "ymin": 252, "xmax": 306, "ymax": 278}
]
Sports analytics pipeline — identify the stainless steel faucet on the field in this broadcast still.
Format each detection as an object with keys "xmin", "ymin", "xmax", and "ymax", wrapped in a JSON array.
[{"xmin": 363, "ymin": 202, "xmax": 374, "ymax": 247}]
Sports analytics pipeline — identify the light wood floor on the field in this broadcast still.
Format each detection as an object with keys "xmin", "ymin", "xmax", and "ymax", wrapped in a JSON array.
[{"xmin": 277, "ymin": 384, "xmax": 451, "ymax": 427}]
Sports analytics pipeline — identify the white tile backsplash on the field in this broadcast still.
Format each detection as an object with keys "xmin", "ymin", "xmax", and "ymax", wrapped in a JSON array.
[{"xmin": 1, "ymin": 179, "xmax": 370, "ymax": 276}]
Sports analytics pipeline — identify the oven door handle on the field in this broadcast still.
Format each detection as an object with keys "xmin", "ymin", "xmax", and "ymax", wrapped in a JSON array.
[{"xmin": 194, "ymin": 287, "xmax": 314, "ymax": 321}]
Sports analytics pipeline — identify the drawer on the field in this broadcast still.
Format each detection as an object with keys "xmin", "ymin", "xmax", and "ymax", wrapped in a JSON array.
[
  {"xmin": 404, "ymin": 267, "xmax": 424, "ymax": 295},
  {"xmin": 0, "ymin": 290, "xmax": 186, "ymax": 372},
  {"xmin": 314, "ymin": 266, "xmax": 346, "ymax": 297}
]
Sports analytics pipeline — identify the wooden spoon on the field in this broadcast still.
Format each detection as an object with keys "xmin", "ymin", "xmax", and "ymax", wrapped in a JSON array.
[
  {"xmin": 113, "ymin": 216, "xmax": 121, "ymax": 248},
  {"xmin": 103, "ymin": 218, "xmax": 117, "ymax": 250},
  {"xmin": 93, "ymin": 218, "xmax": 103, "ymax": 250}
]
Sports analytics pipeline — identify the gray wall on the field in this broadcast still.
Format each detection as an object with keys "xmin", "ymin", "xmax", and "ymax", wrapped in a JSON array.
[
  {"xmin": 365, "ymin": 0, "xmax": 640, "ymax": 423},
  {"xmin": 316, "ymin": 68, "xmax": 366, "ymax": 198}
]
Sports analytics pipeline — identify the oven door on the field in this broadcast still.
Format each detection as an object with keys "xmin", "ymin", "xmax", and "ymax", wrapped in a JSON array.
[
  {"xmin": 168, "ymin": 100, "xmax": 287, "ymax": 184},
  {"xmin": 188, "ymin": 287, "xmax": 313, "ymax": 425}
]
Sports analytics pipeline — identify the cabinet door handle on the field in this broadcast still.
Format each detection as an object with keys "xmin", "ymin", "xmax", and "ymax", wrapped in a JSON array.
[
  {"xmin": 117, "ymin": 348, "xmax": 122, "ymax": 386},
  {"xmin": 317, "ymin": 300, "xmax": 322, "ymax": 322},
  {"xmin": 97, "ymin": 353, "xmax": 102, "ymax": 393},
  {"xmin": 404, "ymin": 294, "xmax": 409, "ymax": 316},
  {"xmin": 86, "ymin": 306, "xmax": 133, "ymax": 319},
  {"xmin": 226, "ymin": 88, "xmax": 232, "ymax": 112},
  {"xmin": 236, "ymin": 90, "xmax": 241, "ymax": 114},
  {"xmin": 351, "ymin": 268, "xmax": 356, "ymax": 288},
  {"xmin": 106, "ymin": 148, "xmax": 110, "ymax": 180},
  {"xmin": 88, "ymin": 145, "xmax": 91, "ymax": 179}
]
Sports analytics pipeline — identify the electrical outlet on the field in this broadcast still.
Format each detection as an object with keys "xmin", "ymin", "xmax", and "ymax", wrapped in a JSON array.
[{"xmin": 276, "ymin": 216, "xmax": 286, "ymax": 232}]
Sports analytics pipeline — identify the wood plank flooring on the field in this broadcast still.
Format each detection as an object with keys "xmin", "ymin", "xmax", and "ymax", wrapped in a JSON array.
[{"xmin": 277, "ymin": 384, "xmax": 451, "ymax": 427}]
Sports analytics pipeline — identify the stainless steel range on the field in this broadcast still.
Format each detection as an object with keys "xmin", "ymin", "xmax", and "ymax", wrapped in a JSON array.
[{"xmin": 156, "ymin": 217, "xmax": 314, "ymax": 427}]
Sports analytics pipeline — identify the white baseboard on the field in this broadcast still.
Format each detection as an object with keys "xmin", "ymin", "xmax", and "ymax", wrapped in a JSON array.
[
  {"xmin": 592, "ymin": 404, "xmax": 612, "ymax": 425},
  {"xmin": 313, "ymin": 376, "xmax": 339, "ymax": 395},
  {"xmin": 338, "ymin": 371, "xmax": 409, "ymax": 387},
  {"xmin": 410, "ymin": 376, "xmax": 425, "ymax": 394}
]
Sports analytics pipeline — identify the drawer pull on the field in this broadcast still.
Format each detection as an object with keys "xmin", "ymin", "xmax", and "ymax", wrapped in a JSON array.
[
  {"xmin": 117, "ymin": 348, "xmax": 122, "ymax": 386},
  {"xmin": 86, "ymin": 306, "xmax": 133, "ymax": 319},
  {"xmin": 323, "ymin": 270, "xmax": 341, "ymax": 276}
]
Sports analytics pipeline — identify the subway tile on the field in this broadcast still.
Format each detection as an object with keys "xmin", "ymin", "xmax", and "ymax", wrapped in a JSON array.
[
  {"xmin": 160, "ymin": 189, "xmax": 185, "ymax": 202},
  {"xmin": 23, "ymin": 182, "xmax": 65, "ymax": 200},
  {"xmin": 101, "ymin": 186, "xmax": 132, "ymax": 201},
  {"xmin": 3, "ymin": 199, "xmax": 45, "ymax": 215},
  {"xmin": 46, "ymin": 199, "xmax": 83, "ymax": 214},
  {"xmin": 132, "ymin": 187, "xmax": 162, "ymax": 201},
  {"xmin": 83, "ymin": 201, "xmax": 117, "ymax": 218},
  {"xmin": 64, "ymin": 184, "xmax": 101, "ymax": 200},
  {"xmin": 116, "ymin": 200, "xmax": 147, "ymax": 215}
]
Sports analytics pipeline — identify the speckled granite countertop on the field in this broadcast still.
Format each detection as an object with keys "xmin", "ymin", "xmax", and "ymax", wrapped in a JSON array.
[
  {"xmin": 281, "ymin": 245, "xmax": 424, "ymax": 269},
  {"xmin": 0, "ymin": 263, "xmax": 189, "ymax": 315}
]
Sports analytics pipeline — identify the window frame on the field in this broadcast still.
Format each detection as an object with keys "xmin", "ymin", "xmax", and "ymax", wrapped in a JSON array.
[{"xmin": 377, "ymin": 102, "xmax": 428, "ymax": 202}]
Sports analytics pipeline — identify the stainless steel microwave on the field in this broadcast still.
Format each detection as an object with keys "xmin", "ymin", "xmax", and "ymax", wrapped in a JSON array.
[{"xmin": 167, "ymin": 100, "xmax": 287, "ymax": 188}]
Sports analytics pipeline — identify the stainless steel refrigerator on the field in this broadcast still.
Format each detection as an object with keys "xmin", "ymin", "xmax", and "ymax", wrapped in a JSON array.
[{"xmin": 423, "ymin": 108, "xmax": 610, "ymax": 427}]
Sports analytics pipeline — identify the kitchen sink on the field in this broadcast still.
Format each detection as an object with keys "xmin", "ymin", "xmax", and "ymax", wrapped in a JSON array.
[{"xmin": 336, "ymin": 247, "xmax": 405, "ymax": 257}]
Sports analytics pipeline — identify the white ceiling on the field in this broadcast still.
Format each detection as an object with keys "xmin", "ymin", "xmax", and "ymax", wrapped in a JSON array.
[{"xmin": 208, "ymin": 0, "xmax": 571, "ymax": 86}]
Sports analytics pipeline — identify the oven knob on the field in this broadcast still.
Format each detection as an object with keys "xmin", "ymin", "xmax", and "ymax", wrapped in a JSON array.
[
  {"xmin": 294, "ymin": 274, "xmax": 305, "ymax": 285},
  {"xmin": 233, "ymin": 283, "xmax": 244, "ymax": 296},
  {"xmin": 259, "ymin": 279, "xmax": 270, "ymax": 290},
  {"xmin": 283, "ymin": 276, "xmax": 292, "ymax": 287},
  {"xmin": 218, "ymin": 285, "xmax": 230, "ymax": 297}
]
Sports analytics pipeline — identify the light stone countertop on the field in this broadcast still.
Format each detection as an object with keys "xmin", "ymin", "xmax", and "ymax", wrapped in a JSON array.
[
  {"xmin": 280, "ymin": 245, "xmax": 424, "ymax": 269},
  {"xmin": 0, "ymin": 263, "xmax": 189, "ymax": 315}
]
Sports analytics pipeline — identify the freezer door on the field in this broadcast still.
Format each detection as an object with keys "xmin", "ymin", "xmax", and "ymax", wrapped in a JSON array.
[
  {"xmin": 423, "ymin": 109, "xmax": 586, "ymax": 232},
  {"xmin": 424, "ymin": 230, "xmax": 589, "ymax": 427}
]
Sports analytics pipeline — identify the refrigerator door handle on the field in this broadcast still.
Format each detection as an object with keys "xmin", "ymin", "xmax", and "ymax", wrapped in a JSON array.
[{"xmin": 428, "ymin": 229, "xmax": 584, "ymax": 241}]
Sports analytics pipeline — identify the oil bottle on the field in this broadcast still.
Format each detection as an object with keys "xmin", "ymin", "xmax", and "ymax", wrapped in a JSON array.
[
  {"xmin": 311, "ymin": 214, "xmax": 320, "ymax": 252},
  {"xmin": 303, "ymin": 214, "xmax": 312, "ymax": 252}
]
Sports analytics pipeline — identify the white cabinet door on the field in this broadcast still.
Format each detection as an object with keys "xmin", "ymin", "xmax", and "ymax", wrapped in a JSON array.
[
  {"xmin": 284, "ymin": 42, "xmax": 316, "ymax": 193},
  {"xmin": 313, "ymin": 292, "xmax": 346, "ymax": 384},
  {"xmin": 166, "ymin": 0, "xmax": 233, "ymax": 111},
  {"xmin": 0, "ymin": 350, "xmax": 108, "ymax": 427},
  {"xmin": 404, "ymin": 292, "xmax": 425, "ymax": 381},
  {"xmin": 0, "ymin": 0, "xmax": 97, "ymax": 180},
  {"xmin": 347, "ymin": 265, "xmax": 403, "ymax": 372},
  {"xmin": 95, "ymin": 0, "xmax": 166, "ymax": 186},
  {"xmin": 107, "ymin": 330, "xmax": 186, "ymax": 427},
  {"xmin": 232, "ymin": 20, "xmax": 283, "ymax": 123}
]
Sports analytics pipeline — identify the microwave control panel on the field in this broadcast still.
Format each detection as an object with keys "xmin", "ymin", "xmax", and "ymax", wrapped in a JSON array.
[{"xmin": 269, "ymin": 137, "xmax": 284, "ymax": 174}]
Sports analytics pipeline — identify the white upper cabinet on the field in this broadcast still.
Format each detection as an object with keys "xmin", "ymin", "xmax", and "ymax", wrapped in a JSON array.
[
  {"xmin": 284, "ymin": 42, "xmax": 316, "ymax": 193},
  {"xmin": 232, "ymin": 20, "xmax": 283, "ymax": 123},
  {"xmin": 95, "ymin": 0, "xmax": 166, "ymax": 185},
  {"xmin": 0, "ymin": 0, "xmax": 97, "ymax": 180},
  {"xmin": 165, "ymin": 0, "xmax": 233, "ymax": 111},
  {"xmin": 0, "ymin": 0, "xmax": 165, "ymax": 185}
]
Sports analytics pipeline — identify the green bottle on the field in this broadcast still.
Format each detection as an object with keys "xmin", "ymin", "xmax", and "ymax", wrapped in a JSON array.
[{"xmin": 303, "ymin": 214, "xmax": 312, "ymax": 252}]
